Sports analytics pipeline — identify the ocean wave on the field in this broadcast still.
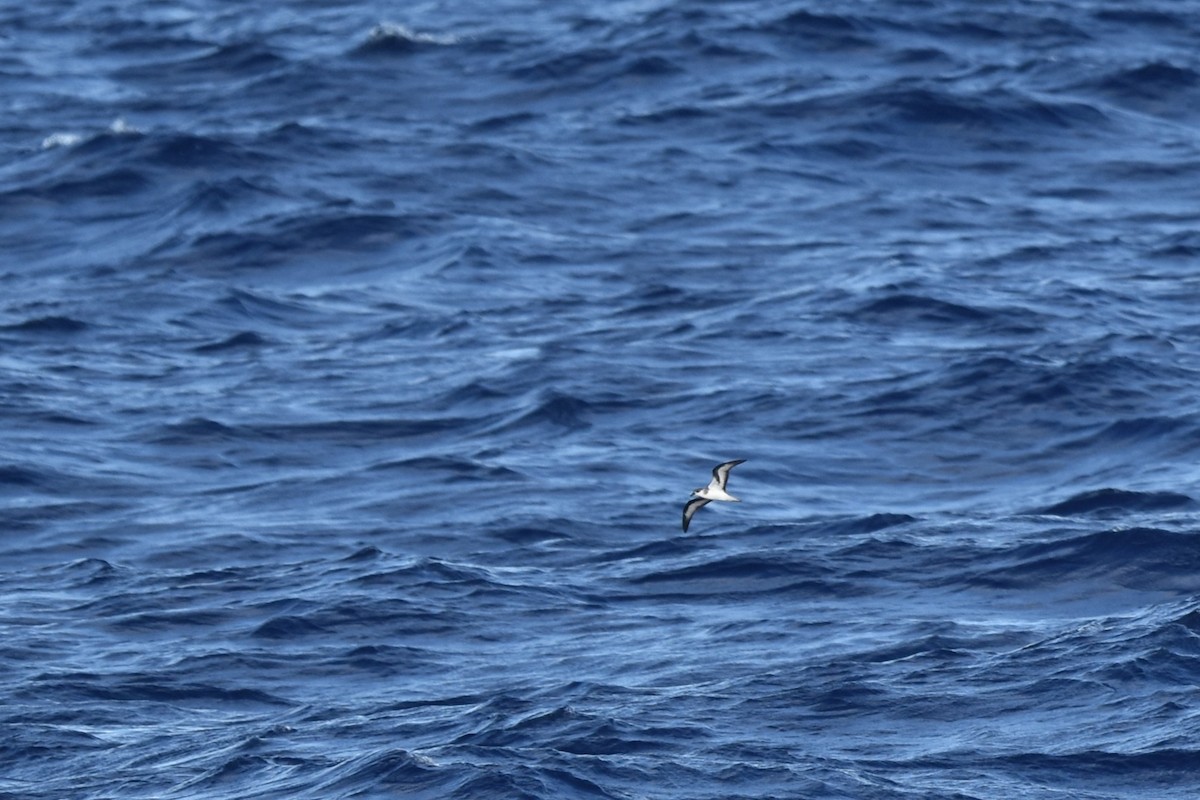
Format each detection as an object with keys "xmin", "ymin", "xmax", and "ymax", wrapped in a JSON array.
[
  {"xmin": 1079, "ymin": 61, "xmax": 1200, "ymax": 118},
  {"xmin": 747, "ymin": 84, "xmax": 1110, "ymax": 142},
  {"xmin": 116, "ymin": 41, "xmax": 287, "ymax": 81},
  {"xmin": 368, "ymin": 455, "xmax": 521, "ymax": 482},
  {"xmin": 20, "ymin": 671, "xmax": 289, "ymax": 707},
  {"xmin": 965, "ymin": 527, "xmax": 1200, "ymax": 591},
  {"xmin": 354, "ymin": 22, "xmax": 460, "ymax": 56},
  {"xmin": 1036, "ymin": 488, "xmax": 1195, "ymax": 516},
  {"xmin": 191, "ymin": 330, "xmax": 270, "ymax": 353},
  {"xmin": 627, "ymin": 553, "xmax": 850, "ymax": 597},
  {"xmin": 0, "ymin": 315, "xmax": 88, "ymax": 334},
  {"xmin": 173, "ymin": 210, "xmax": 433, "ymax": 270}
]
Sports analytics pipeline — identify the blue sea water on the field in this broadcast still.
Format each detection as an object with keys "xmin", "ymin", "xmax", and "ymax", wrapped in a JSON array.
[{"xmin": 4, "ymin": 0, "xmax": 1200, "ymax": 797}]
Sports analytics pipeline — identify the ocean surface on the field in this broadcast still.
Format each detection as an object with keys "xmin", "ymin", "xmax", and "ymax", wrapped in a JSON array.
[{"xmin": 4, "ymin": 1, "xmax": 1200, "ymax": 797}]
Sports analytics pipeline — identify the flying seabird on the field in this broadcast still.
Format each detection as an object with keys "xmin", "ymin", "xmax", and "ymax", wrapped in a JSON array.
[{"xmin": 682, "ymin": 459, "xmax": 745, "ymax": 532}]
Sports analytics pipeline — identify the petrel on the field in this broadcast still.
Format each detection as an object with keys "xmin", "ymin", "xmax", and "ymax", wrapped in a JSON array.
[{"xmin": 682, "ymin": 459, "xmax": 745, "ymax": 532}]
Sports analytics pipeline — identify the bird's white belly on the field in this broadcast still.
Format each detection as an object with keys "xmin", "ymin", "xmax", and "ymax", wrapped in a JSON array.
[{"xmin": 698, "ymin": 487, "xmax": 739, "ymax": 502}]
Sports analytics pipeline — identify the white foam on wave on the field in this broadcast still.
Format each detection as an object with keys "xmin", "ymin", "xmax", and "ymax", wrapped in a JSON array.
[
  {"xmin": 41, "ymin": 117, "xmax": 140, "ymax": 150},
  {"xmin": 367, "ymin": 22, "xmax": 459, "ymax": 47},
  {"xmin": 41, "ymin": 132, "xmax": 84, "ymax": 149}
]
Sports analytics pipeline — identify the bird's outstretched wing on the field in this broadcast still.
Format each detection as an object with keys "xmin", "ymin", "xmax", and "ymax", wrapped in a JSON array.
[
  {"xmin": 682, "ymin": 497, "xmax": 711, "ymax": 532},
  {"xmin": 711, "ymin": 459, "xmax": 746, "ymax": 490}
]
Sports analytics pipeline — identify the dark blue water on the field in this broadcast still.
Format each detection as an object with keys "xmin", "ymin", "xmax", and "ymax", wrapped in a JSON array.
[{"xmin": 4, "ymin": 2, "xmax": 1200, "ymax": 797}]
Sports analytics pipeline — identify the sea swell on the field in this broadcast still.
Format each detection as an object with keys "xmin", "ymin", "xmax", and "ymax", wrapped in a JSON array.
[{"xmin": 5, "ymin": 1, "xmax": 1200, "ymax": 798}]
